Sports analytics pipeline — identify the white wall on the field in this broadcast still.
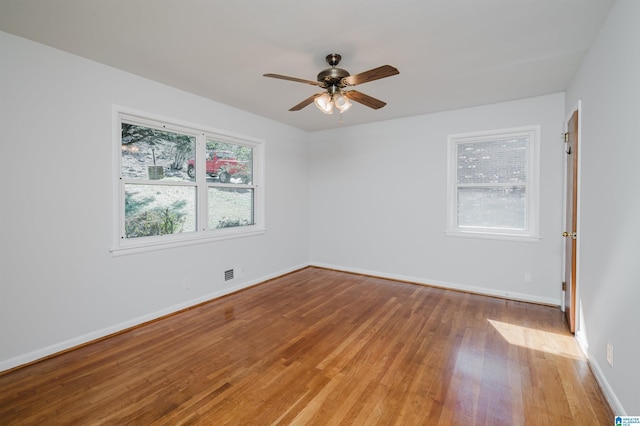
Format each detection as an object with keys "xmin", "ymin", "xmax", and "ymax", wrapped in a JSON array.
[
  {"xmin": 6, "ymin": 12, "xmax": 635, "ymax": 413},
  {"xmin": 565, "ymin": 0, "xmax": 640, "ymax": 415},
  {"xmin": 0, "ymin": 31, "xmax": 310, "ymax": 370},
  {"xmin": 309, "ymin": 93, "xmax": 565, "ymax": 305}
]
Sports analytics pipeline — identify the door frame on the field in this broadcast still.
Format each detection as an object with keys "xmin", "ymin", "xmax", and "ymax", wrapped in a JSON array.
[{"xmin": 561, "ymin": 100, "xmax": 582, "ymax": 333}]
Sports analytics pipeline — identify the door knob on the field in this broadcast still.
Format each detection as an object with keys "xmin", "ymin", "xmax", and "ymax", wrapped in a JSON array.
[{"xmin": 562, "ymin": 231, "xmax": 577, "ymax": 239}]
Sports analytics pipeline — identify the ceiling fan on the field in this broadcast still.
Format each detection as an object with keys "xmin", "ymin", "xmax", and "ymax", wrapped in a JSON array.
[{"xmin": 263, "ymin": 53, "xmax": 399, "ymax": 115}]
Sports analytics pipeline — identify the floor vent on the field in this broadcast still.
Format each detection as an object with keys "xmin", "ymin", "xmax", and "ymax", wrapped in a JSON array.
[{"xmin": 224, "ymin": 269, "xmax": 234, "ymax": 282}]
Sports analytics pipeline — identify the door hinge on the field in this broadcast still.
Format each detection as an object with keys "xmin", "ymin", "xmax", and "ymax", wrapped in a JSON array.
[
  {"xmin": 563, "ymin": 132, "xmax": 569, "ymax": 143},
  {"xmin": 562, "ymin": 282, "xmax": 567, "ymax": 291}
]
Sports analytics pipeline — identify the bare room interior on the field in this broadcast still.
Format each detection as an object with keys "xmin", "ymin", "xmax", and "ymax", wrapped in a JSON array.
[{"xmin": 1, "ymin": 0, "xmax": 638, "ymax": 423}]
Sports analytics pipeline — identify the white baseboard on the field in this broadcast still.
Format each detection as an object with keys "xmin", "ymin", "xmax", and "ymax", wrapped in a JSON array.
[
  {"xmin": 4, "ymin": 261, "xmax": 623, "ymax": 415},
  {"xmin": 588, "ymin": 356, "xmax": 626, "ymax": 416},
  {"xmin": 575, "ymin": 331, "xmax": 626, "ymax": 416},
  {"xmin": 0, "ymin": 262, "xmax": 566, "ymax": 372},
  {"xmin": 310, "ymin": 262, "xmax": 561, "ymax": 306},
  {"xmin": 0, "ymin": 263, "xmax": 309, "ymax": 373}
]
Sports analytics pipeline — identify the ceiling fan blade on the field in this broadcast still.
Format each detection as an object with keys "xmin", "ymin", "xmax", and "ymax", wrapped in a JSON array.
[
  {"xmin": 342, "ymin": 65, "xmax": 399, "ymax": 86},
  {"xmin": 263, "ymin": 73, "xmax": 322, "ymax": 86},
  {"xmin": 344, "ymin": 90, "xmax": 387, "ymax": 109},
  {"xmin": 289, "ymin": 94, "xmax": 321, "ymax": 111}
]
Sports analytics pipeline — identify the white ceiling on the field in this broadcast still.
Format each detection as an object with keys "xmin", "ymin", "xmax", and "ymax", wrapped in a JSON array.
[{"xmin": 0, "ymin": 0, "xmax": 615, "ymax": 132}]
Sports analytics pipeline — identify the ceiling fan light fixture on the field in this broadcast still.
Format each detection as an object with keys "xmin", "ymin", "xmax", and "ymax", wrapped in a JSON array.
[
  {"xmin": 314, "ymin": 93, "xmax": 333, "ymax": 114},
  {"xmin": 334, "ymin": 92, "xmax": 352, "ymax": 113}
]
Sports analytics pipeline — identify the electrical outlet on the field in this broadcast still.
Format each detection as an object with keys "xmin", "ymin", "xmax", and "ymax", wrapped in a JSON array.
[
  {"xmin": 524, "ymin": 272, "xmax": 532, "ymax": 284},
  {"xmin": 182, "ymin": 277, "xmax": 191, "ymax": 290},
  {"xmin": 606, "ymin": 342, "xmax": 613, "ymax": 367}
]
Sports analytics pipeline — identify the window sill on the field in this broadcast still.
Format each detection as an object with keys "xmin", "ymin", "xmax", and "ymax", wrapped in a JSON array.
[
  {"xmin": 111, "ymin": 227, "xmax": 266, "ymax": 256},
  {"xmin": 445, "ymin": 229, "xmax": 541, "ymax": 243}
]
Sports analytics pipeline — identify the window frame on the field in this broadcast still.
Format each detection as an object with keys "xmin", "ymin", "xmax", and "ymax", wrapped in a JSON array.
[
  {"xmin": 445, "ymin": 126, "xmax": 541, "ymax": 242},
  {"xmin": 112, "ymin": 106, "xmax": 265, "ymax": 256}
]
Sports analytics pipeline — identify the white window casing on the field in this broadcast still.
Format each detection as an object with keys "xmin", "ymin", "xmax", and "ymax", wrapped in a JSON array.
[
  {"xmin": 446, "ymin": 126, "xmax": 540, "ymax": 242},
  {"xmin": 112, "ymin": 106, "xmax": 265, "ymax": 256}
]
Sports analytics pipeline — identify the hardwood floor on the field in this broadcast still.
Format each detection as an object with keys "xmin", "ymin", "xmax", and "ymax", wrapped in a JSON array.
[{"xmin": 0, "ymin": 267, "xmax": 612, "ymax": 425}]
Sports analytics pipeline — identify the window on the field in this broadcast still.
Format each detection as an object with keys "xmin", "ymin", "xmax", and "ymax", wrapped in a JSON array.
[
  {"xmin": 446, "ymin": 126, "xmax": 540, "ymax": 241},
  {"xmin": 113, "ymin": 108, "xmax": 264, "ymax": 255}
]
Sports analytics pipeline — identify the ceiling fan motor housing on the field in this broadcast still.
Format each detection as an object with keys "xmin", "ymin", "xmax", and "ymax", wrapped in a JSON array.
[
  {"xmin": 317, "ymin": 53, "xmax": 350, "ymax": 88},
  {"xmin": 317, "ymin": 67, "xmax": 350, "ymax": 87}
]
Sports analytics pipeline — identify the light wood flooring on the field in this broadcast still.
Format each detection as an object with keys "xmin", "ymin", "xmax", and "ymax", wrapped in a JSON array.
[{"xmin": 0, "ymin": 267, "xmax": 613, "ymax": 425}]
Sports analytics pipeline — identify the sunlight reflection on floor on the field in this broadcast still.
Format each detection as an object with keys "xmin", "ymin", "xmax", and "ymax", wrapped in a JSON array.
[{"xmin": 488, "ymin": 319, "xmax": 585, "ymax": 360}]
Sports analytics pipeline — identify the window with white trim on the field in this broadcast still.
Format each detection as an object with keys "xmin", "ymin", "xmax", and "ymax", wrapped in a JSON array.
[
  {"xmin": 446, "ymin": 126, "xmax": 540, "ymax": 241},
  {"xmin": 113, "ymin": 109, "xmax": 264, "ymax": 255}
]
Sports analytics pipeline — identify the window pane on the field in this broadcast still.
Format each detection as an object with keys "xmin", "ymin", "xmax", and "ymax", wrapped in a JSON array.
[
  {"xmin": 457, "ymin": 186, "xmax": 525, "ymax": 229},
  {"xmin": 121, "ymin": 123, "xmax": 196, "ymax": 182},
  {"xmin": 205, "ymin": 139, "xmax": 253, "ymax": 184},
  {"xmin": 124, "ymin": 184, "xmax": 196, "ymax": 238},
  {"xmin": 208, "ymin": 187, "xmax": 254, "ymax": 229},
  {"xmin": 457, "ymin": 137, "xmax": 527, "ymax": 184}
]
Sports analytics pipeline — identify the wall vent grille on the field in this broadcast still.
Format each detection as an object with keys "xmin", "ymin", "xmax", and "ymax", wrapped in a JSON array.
[{"xmin": 224, "ymin": 269, "xmax": 234, "ymax": 282}]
